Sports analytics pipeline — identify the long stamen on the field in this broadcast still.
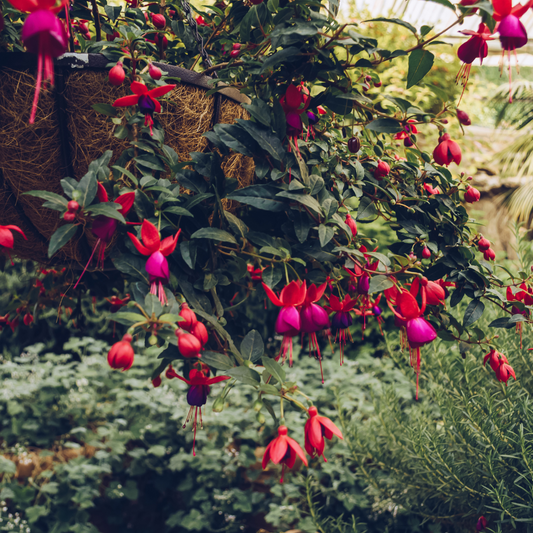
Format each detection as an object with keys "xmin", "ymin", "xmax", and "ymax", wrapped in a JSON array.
[
  {"xmin": 29, "ymin": 45, "xmax": 44, "ymax": 124},
  {"xmin": 74, "ymin": 238, "xmax": 100, "ymax": 289}
]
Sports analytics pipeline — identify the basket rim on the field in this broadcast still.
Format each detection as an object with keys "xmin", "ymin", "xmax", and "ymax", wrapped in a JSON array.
[{"xmin": 0, "ymin": 52, "xmax": 250, "ymax": 105}]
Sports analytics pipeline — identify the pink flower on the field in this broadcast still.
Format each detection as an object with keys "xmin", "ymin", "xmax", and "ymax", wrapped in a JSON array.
[
  {"xmin": 433, "ymin": 134, "xmax": 461, "ymax": 166},
  {"xmin": 304, "ymin": 406, "xmax": 343, "ymax": 461},
  {"xmin": 345, "ymin": 214, "xmax": 357, "ymax": 237},
  {"xmin": 109, "ymin": 62, "xmax": 125, "ymax": 86},
  {"xmin": 374, "ymin": 160, "xmax": 390, "ymax": 180},
  {"xmin": 464, "ymin": 185, "xmax": 480, "ymax": 203},
  {"xmin": 108, "ymin": 334, "xmax": 135, "ymax": 371}
]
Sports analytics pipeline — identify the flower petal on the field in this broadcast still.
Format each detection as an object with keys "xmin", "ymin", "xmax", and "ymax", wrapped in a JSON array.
[
  {"xmin": 287, "ymin": 436, "xmax": 308, "ymax": 466},
  {"xmin": 2, "ymin": 225, "xmax": 27, "ymax": 240},
  {"xmin": 262, "ymin": 282, "xmax": 283, "ymax": 307},
  {"xmin": 131, "ymin": 81, "xmax": 149, "ymax": 95},
  {"xmin": 127, "ymin": 232, "xmax": 151, "ymax": 255},
  {"xmin": 113, "ymin": 95, "xmax": 140, "ymax": 107},
  {"xmin": 270, "ymin": 436, "xmax": 288, "ymax": 464},
  {"xmin": 397, "ymin": 290, "xmax": 420, "ymax": 319},
  {"xmin": 140, "ymin": 220, "xmax": 161, "ymax": 253},
  {"xmin": 160, "ymin": 229, "xmax": 181, "ymax": 256},
  {"xmin": 148, "ymin": 84, "xmax": 177, "ymax": 98},
  {"xmin": 96, "ymin": 182, "xmax": 109, "ymax": 203},
  {"xmin": 318, "ymin": 416, "xmax": 343, "ymax": 440},
  {"xmin": 115, "ymin": 192, "xmax": 136, "ymax": 216}
]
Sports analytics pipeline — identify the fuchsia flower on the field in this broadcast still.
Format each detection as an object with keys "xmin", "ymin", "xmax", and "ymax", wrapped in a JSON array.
[
  {"xmin": 304, "ymin": 406, "xmax": 343, "ymax": 462},
  {"xmin": 113, "ymin": 81, "xmax": 176, "ymax": 135},
  {"xmin": 484, "ymin": 349, "xmax": 516, "ymax": 384},
  {"xmin": 300, "ymin": 282, "xmax": 330, "ymax": 382},
  {"xmin": 8, "ymin": 0, "xmax": 69, "ymax": 124},
  {"xmin": 128, "ymin": 220, "xmax": 181, "ymax": 305},
  {"xmin": 476, "ymin": 516, "xmax": 488, "ymax": 532},
  {"xmin": 325, "ymin": 294, "xmax": 357, "ymax": 365},
  {"xmin": 262, "ymin": 280, "xmax": 307, "ymax": 366},
  {"xmin": 506, "ymin": 283, "xmax": 531, "ymax": 348},
  {"xmin": 388, "ymin": 285, "xmax": 437, "ymax": 399},
  {"xmin": 464, "ymin": 185, "xmax": 480, "ymax": 203},
  {"xmin": 166, "ymin": 364, "xmax": 230, "ymax": 456},
  {"xmin": 262, "ymin": 425, "xmax": 308, "ymax": 483},
  {"xmin": 280, "ymin": 83, "xmax": 311, "ymax": 144},
  {"xmin": 411, "ymin": 277, "xmax": 446, "ymax": 306},
  {"xmin": 423, "ymin": 182, "xmax": 440, "ymax": 195},
  {"xmin": 456, "ymin": 23, "xmax": 493, "ymax": 101},
  {"xmin": 0, "ymin": 224, "xmax": 27, "ymax": 264},
  {"xmin": 108, "ymin": 334, "xmax": 135, "ymax": 371},
  {"xmin": 345, "ymin": 214, "xmax": 357, "ymax": 238},
  {"xmin": 433, "ymin": 134, "xmax": 462, "ymax": 166}
]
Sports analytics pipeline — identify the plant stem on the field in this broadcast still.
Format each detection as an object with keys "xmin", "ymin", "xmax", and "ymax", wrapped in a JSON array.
[{"xmin": 90, "ymin": 0, "xmax": 102, "ymax": 42}]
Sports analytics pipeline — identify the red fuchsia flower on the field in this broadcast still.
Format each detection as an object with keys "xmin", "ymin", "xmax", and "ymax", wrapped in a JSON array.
[
  {"xmin": 388, "ymin": 287, "xmax": 437, "ymax": 399},
  {"xmin": 456, "ymin": 109, "xmax": 471, "ymax": 126},
  {"xmin": 247, "ymin": 264, "xmax": 264, "ymax": 281},
  {"xmin": 262, "ymin": 425, "xmax": 308, "ymax": 483},
  {"xmin": 179, "ymin": 302, "xmax": 197, "ymax": 331},
  {"xmin": 433, "ymin": 133, "xmax": 462, "ymax": 166},
  {"xmin": 191, "ymin": 321, "xmax": 208, "ymax": 348},
  {"xmin": 262, "ymin": 280, "xmax": 307, "ymax": 366},
  {"xmin": 478, "ymin": 236, "xmax": 490, "ymax": 251},
  {"xmin": 464, "ymin": 185, "xmax": 480, "ymax": 203},
  {"xmin": 8, "ymin": 0, "xmax": 68, "ymax": 124},
  {"xmin": 421, "ymin": 246, "xmax": 431, "ymax": 259},
  {"xmin": 456, "ymin": 23, "xmax": 493, "ymax": 101},
  {"xmin": 108, "ymin": 62, "xmax": 125, "ymax": 86},
  {"xmin": 151, "ymin": 13, "xmax": 166, "ymax": 28},
  {"xmin": 411, "ymin": 276, "xmax": 446, "ymax": 307},
  {"xmin": 300, "ymin": 282, "xmax": 330, "ymax": 382},
  {"xmin": 152, "ymin": 375, "xmax": 162, "ymax": 388},
  {"xmin": 108, "ymin": 334, "xmax": 135, "ymax": 371},
  {"xmin": 345, "ymin": 214, "xmax": 357, "ymax": 238},
  {"xmin": 374, "ymin": 159, "xmax": 390, "ymax": 180},
  {"xmin": 0, "ymin": 224, "xmax": 27, "ymax": 264},
  {"xmin": 476, "ymin": 516, "xmax": 488, "ymax": 532},
  {"xmin": 394, "ymin": 119, "xmax": 418, "ymax": 146},
  {"xmin": 325, "ymin": 294, "xmax": 357, "ymax": 365},
  {"xmin": 175, "ymin": 328, "xmax": 202, "ymax": 358},
  {"xmin": 166, "ymin": 364, "xmax": 230, "ymax": 456},
  {"xmin": 128, "ymin": 220, "xmax": 181, "ymax": 305},
  {"xmin": 23, "ymin": 313, "xmax": 34, "ymax": 326},
  {"xmin": 113, "ymin": 81, "xmax": 176, "ymax": 135},
  {"xmin": 195, "ymin": 15, "xmax": 208, "ymax": 26},
  {"xmin": 304, "ymin": 406, "xmax": 343, "ymax": 462},
  {"xmin": 423, "ymin": 182, "xmax": 440, "ymax": 195},
  {"xmin": 484, "ymin": 349, "xmax": 516, "ymax": 384},
  {"xmin": 105, "ymin": 294, "xmax": 130, "ymax": 313},
  {"xmin": 74, "ymin": 185, "xmax": 136, "ymax": 289},
  {"xmin": 506, "ymin": 284, "xmax": 531, "ymax": 347},
  {"xmin": 149, "ymin": 63, "xmax": 162, "ymax": 80},
  {"xmin": 484, "ymin": 248, "xmax": 496, "ymax": 261},
  {"xmin": 280, "ymin": 83, "xmax": 311, "ymax": 147}
]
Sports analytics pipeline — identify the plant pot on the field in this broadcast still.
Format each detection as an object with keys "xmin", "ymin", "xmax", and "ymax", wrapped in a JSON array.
[{"xmin": 0, "ymin": 52, "xmax": 254, "ymax": 264}]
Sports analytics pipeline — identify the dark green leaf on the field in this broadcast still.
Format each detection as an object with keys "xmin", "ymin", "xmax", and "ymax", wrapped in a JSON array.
[
  {"xmin": 488, "ymin": 317, "xmax": 514, "ymax": 329},
  {"xmin": 241, "ymin": 330, "xmax": 264, "ymax": 362},
  {"xmin": 191, "ymin": 228, "xmax": 237, "ymax": 244},
  {"xmin": 260, "ymin": 46, "xmax": 301, "ymax": 73},
  {"xmin": 77, "ymin": 171, "xmax": 98, "ymax": 207},
  {"xmin": 368, "ymin": 275, "xmax": 393, "ymax": 294},
  {"xmin": 87, "ymin": 202, "xmax": 126, "ymax": 223},
  {"xmin": 92, "ymin": 103, "xmax": 118, "ymax": 116},
  {"xmin": 24, "ymin": 190, "xmax": 68, "ymax": 211},
  {"xmin": 48, "ymin": 225, "xmax": 78, "ymax": 258},
  {"xmin": 407, "ymin": 49, "xmax": 435, "ymax": 89},
  {"xmin": 202, "ymin": 351, "xmax": 235, "ymax": 371},
  {"xmin": 463, "ymin": 299, "xmax": 484, "ymax": 328},
  {"xmin": 226, "ymin": 366, "xmax": 261, "ymax": 386},
  {"xmin": 365, "ymin": 118, "xmax": 403, "ymax": 134},
  {"xmin": 261, "ymin": 356, "xmax": 286, "ymax": 383}
]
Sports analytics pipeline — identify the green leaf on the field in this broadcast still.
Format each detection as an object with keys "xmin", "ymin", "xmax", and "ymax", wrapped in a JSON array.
[
  {"xmin": 356, "ymin": 197, "xmax": 378, "ymax": 221},
  {"xmin": 112, "ymin": 165, "xmax": 138, "ymax": 185},
  {"xmin": 406, "ymin": 49, "xmax": 435, "ymax": 89},
  {"xmin": 0, "ymin": 456, "xmax": 16, "ymax": 474},
  {"xmin": 191, "ymin": 228, "xmax": 237, "ymax": 244},
  {"xmin": 111, "ymin": 251, "xmax": 149, "ymax": 283},
  {"xmin": 226, "ymin": 366, "xmax": 261, "ymax": 386},
  {"xmin": 88, "ymin": 151, "xmax": 113, "ymax": 181},
  {"xmin": 164, "ymin": 206, "xmax": 193, "ymax": 217},
  {"xmin": 241, "ymin": 330, "xmax": 264, "ymax": 362},
  {"xmin": 224, "ymin": 212, "xmax": 248, "ymax": 238},
  {"xmin": 365, "ymin": 118, "xmax": 403, "ymax": 134},
  {"xmin": 368, "ymin": 275, "xmax": 393, "ymax": 294},
  {"xmin": 366, "ymin": 17, "xmax": 417, "ymax": 34},
  {"xmin": 227, "ymin": 184, "xmax": 286, "ymax": 212},
  {"xmin": 92, "ymin": 103, "xmax": 118, "ymax": 116},
  {"xmin": 48, "ymin": 224, "xmax": 78, "ymax": 258},
  {"xmin": 145, "ymin": 293, "xmax": 163, "ymax": 318},
  {"xmin": 423, "ymin": 0, "xmax": 455, "ymax": 11},
  {"xmin": 86, "ymin": 202, "xmax": 126, "ymax": 223},
  {"xmin": 77, "ymin": 171, "xmax": 98, "ymax": 207},
  {"xmin": 318, "ymin": 224, "xmax": 335, "ymax": 247},
  {"xmin": 262, "ymin": 264, "xmax": 283, "ymax": 288},
  {"xmin": 276, "ymin": 191, "xmax": 322, "ymax": 214},
  {"xmin": 488, "ymin": 317, "xmax": 514, "ymax": 329},
  {"xmin": 24, "ymin": 190, "xmax": 68, "ymax": 210},
  {"xmin": 463, "ymin": 299, "xmax": 485, "ymax": 328},
  {"xmin": 236, "ymin": 119, "xmax": 286, "ymax": 162},
  {"xmin": 202, "ymin": 351, "xmax": 235, "ymax": 371},
  {"xmin": 261, "ymin": 356, "xmax": 286, "ymax": 383},
  {"xmin": 260, "ymin": 46, "xmax": 301, "ymax": 73},
  {"xmin": 111, "ymin": 312, "xmax": 145, "ymax": 325},
  {"xmin": 242, "ymin": 99, "xmax": 272, "ymax": 128},
  {"xmin": 26, "ymin": 505, "xmax": 49, "ymax": 524}
]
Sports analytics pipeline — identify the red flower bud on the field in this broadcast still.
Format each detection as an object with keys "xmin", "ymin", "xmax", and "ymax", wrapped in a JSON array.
[
  {"xmin": 374, "ymin": 160, "xmax": 390, "ymax": 180},
  {"xmin": 476, "ymin": 516, "xmax": 487, "ymax": 531},
  {"xmin": 151, "ymin": 13, "xmax": 166, "ymax": 29},
  {"xmin": 175, "ymin": 330, "xmax": 202, "ymax": 358},
  {"xmin": 478, "ymin": 237, "xmax": 490, "ymax": 251},
  {"xmin": 230, "ymin": 49, "xmax": 239, "ymax": 58},
  {"xmin": 421, "ymin": 246, "xmax": 431, "ymax": 259},
  {"xmin": 374, "ymin": 81, "xmax": 382, "ymax": 87},
  {"xmin": 108, "ymin": 334, "xmax": 135, "ymax": 371},
  {"xmin": 232, "ymin": 43, "xmax": 241, "ymax": 50},
  {"xmin": 457, "ymin": 109, "xmax": 471, "ymax": 126},
  {"xmin": 109, "ymin": 62, "xmax": 125, "ymax": 86},
  {"xmin": 483, "ymin": 248, "xmax": 496, "ymax": 261},
  {"xmin": 64, "ymin": 212, "xmax": 76, "ymax": 222},
  {"xmin": 179, "ymin": 303, "xmax": 198, "ymax": 331},
  {"xmin": 191, "ymin": 321, "xmax": 208, "ymax": 348},
  {"xmin": 152, "ymin": 376, "xmax": 162, "ymax": 387},
  {"xmin": 464, "ymin": 185, "xmax": 480, "ymax": 203},
  {"xmin": 149, "ymin": 63, "xmax": 162, "ymax": 80},
  {"xmin": 67, "ymin": 200, "xmax": 79, "ymax": 212},
  {"xmin": 345, "ymin": 214, "xmax": 357, "ymax": 237},
  {"xmin": 23, "ymin": 313, "xmax": 33, "ymax": 326},
  {"xmin": 433, "ymin": 134, "xmax": 462, "ymax": 166}
]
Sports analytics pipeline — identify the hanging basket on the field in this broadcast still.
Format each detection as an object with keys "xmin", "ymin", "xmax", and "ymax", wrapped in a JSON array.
[{"xmin": 0, "ymin": 53, "xmax": 254, "ymax": 265}]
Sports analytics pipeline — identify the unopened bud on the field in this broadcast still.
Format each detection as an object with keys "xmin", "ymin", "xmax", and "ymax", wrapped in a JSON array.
[
  {"xmin": 256, "ymin": 412, "xmax": 266, "ymax": 425},
  {"xmin": 253, "ymin": 399, "xmax": 263, "ymax": 412},
  {"xmin": 149, "ymin": 335, "xmax": 158, "ymax": 346},
  {"xmin": 212, "ymin": 395, "xmax": 225, "ymax": 413}
]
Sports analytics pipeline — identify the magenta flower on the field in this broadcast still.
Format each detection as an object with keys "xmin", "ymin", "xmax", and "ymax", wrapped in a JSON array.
[{"xmin": 145, "ymin": 251, "xmax": 170, "ymax": 284}]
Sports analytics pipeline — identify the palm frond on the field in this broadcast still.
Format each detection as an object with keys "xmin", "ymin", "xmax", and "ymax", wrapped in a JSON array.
[
  {"xmin": 493, "ymin": 131, "xmax": 533, "ymax": 179},
  {"xmin": 491, "ymin": 80, "xmax": 533, "ymax": 129},
  {"xmin": 502, "ymin": 181, "xmax": 533, "ymax": 225}
]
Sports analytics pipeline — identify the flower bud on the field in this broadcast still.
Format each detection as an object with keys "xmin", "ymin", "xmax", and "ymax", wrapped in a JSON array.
[
  {"xmin": 256, "ymin": 411, "xmax": 266, "ymax": 424},
  {"xmin": 347, "ymin": 136, "xmax": 361, "ymax": 153},
  {"xmin": 345, "ymin": 213, "xmax": 357, "ymax": 237},
  {"xmin": 358, "ymin": 274, "xmax": 370, "ymax": 295},
  {"xmin": 151, "ymin": 13, "xmax": 166, "ymax": 29},
  {"xmin": 179, "ymin": 303, "xmax": 197, "ymax": 331},
  {"xmin": 149, "ymin": 63, "xmax": 162, "ymax": 80},
  {"xmin": 67, "ymin": 200, "xmax": 79, "ymax": 212},
  {"xmin": 372, "ymin": 305, "xmax": 382, "ymax": 316},
  {"xmin": 478, "ymin": 237, "xmax": 490, "ymax": 251},
  {"xmin": 457, "ymin": 109, "xmax": 471, "ymax": 126},
  {"xmin": 108, "ymin": 334, "xmax": 135, "ymax": 371},
  {"xmin": 191, "ymin": 321, "xmax": 208, "ymax": 348},
  {"xmin": 108, "ymin": 62, "xmax": 125, "ymax": 86},
  {"xmin": 374, "ymin": 160, "xmax": 390, "ymax": 180},
  {"xmin": 374, "ymin": 81, "xmax": 382, "ymax": 87},
  {"xmin": 232, "ymin": 43, "xmax": 241, "ymax": 50},
  {"xmin": 152, "ymin": 376, "xmax": 162, "ymax": 388},
  {"xmin": 464, "ymin": 185, "xmax": 480, "ymax": 203},
  {"xmin": 175, "ymin": 330, "xmax": 202, "ymax": 358},
  {"xmin": 422, "ymin": 246, "xmax": 431, "ymax": 259},
  {"xmin": 230, "ymin": 49, "xmax": 239, "ymax": 58},
  {"xmin": 149, "ymin": 334, "xmax": 158, "ymax": 346},
  {"xmin": 483, "ymin": 248, "xmax": 496, "ymax": 261},
  {"xmin": 212, "ymin": 395, "xmax": 225, "ymax": 412},
  {"xmin": 23, "ymin": 313, "xmax": 34, "ymax": 326},
  {"xmin": 253, "ymin": 399, "xmax": 263, "ymax": 412},
  {"xmin": 64, "ymin": 212, "xmax": 76, "ymax": 222}
]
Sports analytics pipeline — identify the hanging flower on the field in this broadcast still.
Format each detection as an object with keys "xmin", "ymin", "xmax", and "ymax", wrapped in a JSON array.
[
  {"xmin": 109, "ymin": 62, "xmax": 126, "ymax": 86},
  {"xmin": 262, "ymin": 280, "xmax": 307, "ymax": 366},
  {"xmin": 0, "ymin": 224, "xmax": 27, "ymax": 264},
  {"xmin": 456, "ymin": 23, "xmax": 493, "ymax": 102},
  {"xmin": 476, "ymin": 516, "xmax": 488, "ymax": 532},
  {"xmin": 166, "ymin": 364, "xmax": 230, "ymax": 456},
  {"xmin": 433, "ymin": 134, "xmax": 462, "ymax": 166},
  {"xmin": 423, "ymin": 182, "xmax": 440, "ymax": 195},
  {"xmin": 464, "ymin": 185, "xmax": 480, "ymax": 203},
  {"xmin": 262, "ymin": 425, "xmax": 308, "ymax": 483},
  {"xmin": 325, "ymin": 294, "xmax": 357, "ymax": 365},
  {"xmin": 175, "ymin": 328, "xmax": 202, "ymax": 358},
  {"xmin": 280, "ymin": 83, "xmax": 311, "ymax": 149},
  {"xmin": 7, "ymin": 0, "xmax": 69, "ymax": 124},
  {"xmin": 108, "ymin": 334, "xmax": 135, "ymax": 371},
  {"xmin": 484, "ymin": 349, "xmax": 516, "ymax": 384},
  {"xmin": 113, "ymin": 81, "xmax": 176, "ymax": 135},
  {"xmin": 394, "ymin": 119, "xmax": 418, "ymax": 146},
  {"xmin": 300, "ymin": 282, "xmax": 330, "ymax": 382},
  {"xmin": 374, "ymin": 160, "xmax": 390, "ymax": 180},
  {"xmin": 456, "ymin": 109, "xmax": 471, "ymax": 126},
  {"xmin": 506, "ymin": 284, "xmax": 530, "ymax": 348},
  {"xmin": 179, "ymin": 302, "xmax": 198, "ymax": 331},
  {"xmin": 411, "ymin": 277, "xmax": 446, "ymax": 306},
  {"xmin": 128, "ymin": 220, "xmax": 181, "ymax": 305},
  {"xmin": 345, "ymin": 214, "xmax": 357, "ymax": 238},
  {"xmin": 304, "ymin": 406, "xmax": 343, "ymax": 462}
]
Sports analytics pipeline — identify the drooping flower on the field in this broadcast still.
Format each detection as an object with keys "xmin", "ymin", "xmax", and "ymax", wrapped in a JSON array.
[
  {"xmin": 8, "ymin": 0, "xmax": 69, "ymax": 124},
  {"xmin": 280, "ymin": 83, "xmax": 311, "ymax": 149},
  {"xmin": 374, "ymin": 160, "xmax": 390, "ymax": 180},
  {"xmin": 128, "ymin": 220, "xmax": 181, "ymax": 305},
  {"xmin": 456, "ymin": 109, "xmax": 471, "ymax": 126},
  {"xmin": 394, "ymin": 119, "xmax": 418, "ymax": 146},
  {"xmin": 388, "ymin": 288, "xmax": 437, "ymax": 399},
  {"xmin": 325, "ymin": 294, "xmax": 357, "ymax": 365},
  {"xmin": 175, "ymin": 328, "xmax": 202, "ymax": 358},
  {"xmin": 433, "ymin": 133, "xmax": 462, "ymax": 166},
  {"xmin": 300, "ymin": 282, "xmax": 330, "ymax": 381},
  {"xmin": 423, "ymin": 182, "xmax": 440, "ymax": 195},
  {"xmin": 304, "ymin": 406, "xmax": 343, "ymax": 461},
  {"xmin": 166, "ymin": 364, "xmax": 230, "ymax": 456},
  {"xmin": 464, "ymin": 185, "xmax": 480, "ymax": 203},
  {"xmin": 109, "ymin": 62, "xmax": 125, "ymax": 86},
  {"xmin": 113, "ymin": 82, "xmax": 176, "ymax": 135},
  {"xmin": 262, "ymin": 425, "xmax": 308, "ymax": 483},
  {"xmin": 345, "ymin": 213, "xmax": 357, "ymax": 238},
  {"xmin": 262, "ymin": 280, "xmax": 307, "ymax": 366},
  {"xmin": 179, "ymin": 302, "xmax": 198, "ymax": 331},
  {"xmin": 108, "ymin": 334, "xmax": 135, "ymax": 371},
  {"xmin": 484, "ymin": 349, "xmax": 516, "ymax": 384},
  {"xmin": 0, "ymin": 224, "xmax": 27, "ymax": 264},
  {"xmin": 191, "ymin": 321, "xmax": 208, "ymax": 348},
  {"xmin": 74, "ymin": 185, "xmax": 136, "ymax": 289},
  {"xmin": 411, "ymin": 276, "xmax": 446, "ymax": 307},
  {"xmin": 506, "ymin": 284, "xmax": 530, "ymax": 348},
  {"xmin": 476, "ymin": 516, "xmax": 488, "ymax": 532},
  {"xmin": 456, "ymin": 23, "xmax": 493, "ymax": 102},
  {"xmin": 106, "ymin": 294, "xmax": 130, "ymax": 313}
]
